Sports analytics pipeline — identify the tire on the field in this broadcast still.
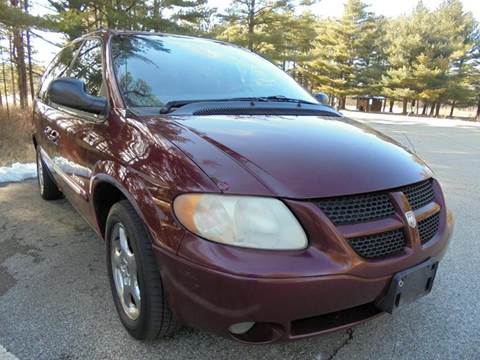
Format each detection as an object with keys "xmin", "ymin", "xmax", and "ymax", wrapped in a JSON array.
[
  {"xmin": 106, "ymin": 200, "xmax": 180, "ymax": 340},
  {"xmin": 36, "ymin": 149, "xmax": 62, "ymax": 200}
]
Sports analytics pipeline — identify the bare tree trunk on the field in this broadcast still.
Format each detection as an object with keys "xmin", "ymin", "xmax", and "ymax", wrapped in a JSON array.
[
  {"xmin": 94, "ymin": 5, "xmax": 99, "ymax": 28},
  {"xmin": 24, "ymin": 0, "xmax": 35, "ymax": 103},
  {"xmin": 1, "ymin": 46, "xmax": 10, "ymax": 117},
  {"xmin": 382, "ymin": 98, "xmax": 386, "ymax": 112},
  {"xmin": 338, "ymin": 96, "xmax": 346, "ymax": 110},
  {"xmin": 476, "ymin": 100, "xmax": 480, "ymax": 121},
  {"xmin": 13, "ymin": 30, "xmax": 28, "ymax": 109},
  {"xmin": 389, "ymin": 99, "xmax": 394, "ymax": 112},
  {"xmin": 429, "ymin": 102, "xmax": 436, "ymax": 116},
  {"xmin": 8, "ymin": 35, "xmax": 17, "ymax": 106},
  {"xmin": 247, "ymin": 0, "xmax": 256, "ymax": 51},
  {"xmin": 0, "ymin": 49, "xmax": 3, "ymax": 108},
  {"xmin": 422, "ymin": 102, "xmax": 427, "ymax": 115},
  {"xmin": 449, "ymin": 101, "xmax": 456, "ymax": 118},
  {"xmin": 435, "ymin": 102, "xmax": 441, "ymax": 117},
  {"xmin": 402, "ymin": 99, "xmax": 407, "ymax": 114},
  {"xmin": 11, "ymin": 0, "xmax": 29, "ymax": 109},
  {"xmin": 26, "ymin": 30, "xmax": 34, "ymax": 103}
]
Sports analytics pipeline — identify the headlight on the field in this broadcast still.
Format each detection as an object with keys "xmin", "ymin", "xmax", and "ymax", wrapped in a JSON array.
[{"xmin": 173, "ymin": 194, "xmax": 307, "ymax": 250}]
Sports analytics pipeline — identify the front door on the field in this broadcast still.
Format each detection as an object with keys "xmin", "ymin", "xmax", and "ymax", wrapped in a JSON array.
[
  {"xmin": 34, "ymin": 41, "xmax": 82, "ymax": 192},
  {"xmin": 36, "ymin": 37, "xmax": 109, "ymax": 227},
  {"xmin": 50, "ymin": 37, "xmax": 109, "ymax": 226}
]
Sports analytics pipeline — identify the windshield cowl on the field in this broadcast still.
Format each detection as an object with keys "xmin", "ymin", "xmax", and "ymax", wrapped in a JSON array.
[
  {"xmin": 159, "ymin": 96, "xmax": 320, "ymax": 114},
  {"xmin": 160, "ymin": 99, "xmax": 341, "ymax": 117}
]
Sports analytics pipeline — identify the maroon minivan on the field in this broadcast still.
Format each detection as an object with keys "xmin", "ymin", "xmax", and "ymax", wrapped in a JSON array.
[{"xmin": 33, "ymin": 30, "xmax": 453, "ymax": 343}]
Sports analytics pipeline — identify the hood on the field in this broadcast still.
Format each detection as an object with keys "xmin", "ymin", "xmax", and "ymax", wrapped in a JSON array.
[{"xmin": 144, "ymin": 114, "xmax": 432, "ymax": 199}]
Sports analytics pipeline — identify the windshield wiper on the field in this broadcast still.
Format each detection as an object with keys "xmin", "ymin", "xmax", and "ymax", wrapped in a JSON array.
[
  {"xmin": 159, "ymin": 96, "xmax": 318, "ymax": 114},
  {"xmin": 259, "ymin": 95, "xmax": 317, "ymax": 105},
  {"xmin": 160, "ymin": 98, "xmax": 260, "ymax": 114}
]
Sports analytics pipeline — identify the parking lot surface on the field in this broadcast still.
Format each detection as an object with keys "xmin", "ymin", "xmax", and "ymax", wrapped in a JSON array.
[{"xmin": 0, "ymin": 112, "xmax": 479, "ymax": 359}]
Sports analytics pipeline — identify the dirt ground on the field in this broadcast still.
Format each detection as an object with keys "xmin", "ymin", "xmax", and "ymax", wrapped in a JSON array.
[{"xmin": 0, "ymin": 108, "xmax": 36, "ymax": 167}]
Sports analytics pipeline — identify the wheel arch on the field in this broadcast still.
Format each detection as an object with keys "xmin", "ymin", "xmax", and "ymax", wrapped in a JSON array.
[
  {"xmin": 90, "ymin": 163, "xmax": 185, "ymax": 252},
  {"xmin": 90, "ymin": 171, "xmax": 149, "ymax": 241},
  {"xmin": 91, "ymin": 178, "xmax": 127, "ymax": 239}
]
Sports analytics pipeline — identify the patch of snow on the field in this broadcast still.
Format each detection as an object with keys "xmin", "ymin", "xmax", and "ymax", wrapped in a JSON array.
[
  {"xmin": 0, "ymin": 344, "xmax": 19, "ymax": 360},
  {"xmin": 0, "ymin": 162, "xmax": 37, "ymax": 183}
]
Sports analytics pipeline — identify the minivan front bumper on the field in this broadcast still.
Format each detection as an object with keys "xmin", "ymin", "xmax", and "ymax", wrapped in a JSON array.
[
  {"xmin": 153, "ymin": 179, "xmax": 453, "ymax": 343},
  {"xmin": 155, "ymin": 248, "xmax": 392, "ymax": 343},
  {"xmin": 153, "ymin": 209, "xmax": 452, "ymax": 343}
]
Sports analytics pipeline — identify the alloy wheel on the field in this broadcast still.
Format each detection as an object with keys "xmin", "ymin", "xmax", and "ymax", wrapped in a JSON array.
[
  {"xmin": 111, "ymin": 223, "xmax": 141, "ymax": 320},
  {"xmin": 37, "ymin": 153, "xmax": 44, "ymax": 194}
]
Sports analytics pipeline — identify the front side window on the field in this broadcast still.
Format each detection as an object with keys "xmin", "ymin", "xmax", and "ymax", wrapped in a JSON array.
[
  {"xmin": 111, "ymin": 34, "xmax": 315, "ymax": 109},
  {"xmin": 39, "ymin": 42, "xmax": 81, "ymax": 100},
  {"xmin": 68, "ymin": 38, "xmax": 105, "ymax": 97}
]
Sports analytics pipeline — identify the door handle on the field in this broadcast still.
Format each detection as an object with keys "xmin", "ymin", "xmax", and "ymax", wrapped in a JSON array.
[
  {"xmin": 44, "ymin": 127, "xmax": 59, "ymax": 145},
  {"xmin": 49, "ymin": 130, "xmax": 59, "ymax": 144}
]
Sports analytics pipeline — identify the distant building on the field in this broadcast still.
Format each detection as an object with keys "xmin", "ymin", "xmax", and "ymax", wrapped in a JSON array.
[{"xmin": 355, "ymin": 96, "xmax": 384, "ymax": 112}]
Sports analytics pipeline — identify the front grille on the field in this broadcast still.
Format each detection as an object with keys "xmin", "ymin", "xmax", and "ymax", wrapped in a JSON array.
[
  {"xmin": 348, "ymin": 229, "xmax": 406, "ymax": 258},
  {"xmin": 418, "ymin": 212, "xmax": 440, "ymax": 244},
  {"xmin": 314, "ymin": 179, "xmax": 437, "ymax": 259},
  {"xmin": 314, "ymin": 179, "xmax": 435, "ymax": 226},
  {"xmin": 313, "ymin": 193, "xmax": 395, "ymax": 226},
  {"xmin": 402, "ymin": 179, "xmax": 435, "ymax": 210}
]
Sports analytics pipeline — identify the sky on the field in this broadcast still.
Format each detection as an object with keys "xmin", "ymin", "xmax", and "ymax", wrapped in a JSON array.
[
  {"xmin": 210, "ymin": 0, "xmax": 480, "ymax": 19},
  {"xmin": 15, "ymin": 0, "xmax": 480, "ymax": 66}
]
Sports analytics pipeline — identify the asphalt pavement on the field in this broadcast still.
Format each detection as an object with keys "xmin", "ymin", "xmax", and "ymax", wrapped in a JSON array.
[{"xmin": 0, "ymin": 111, "xmax": 479, "ymax": 359}]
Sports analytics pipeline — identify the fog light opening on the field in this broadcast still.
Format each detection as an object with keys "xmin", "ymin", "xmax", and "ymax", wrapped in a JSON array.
[
  {"xmin": 228, "ymin": 322, "xmax": 255, "ymax": 335},
  {"xmin": 228, "ymin": 322, "xmax": 284, "ymax": 343}
]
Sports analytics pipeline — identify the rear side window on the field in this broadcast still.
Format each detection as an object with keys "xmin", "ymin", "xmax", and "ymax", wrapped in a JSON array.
[
  {"xmin": 38, "ymin": 42, "xmax": 81, "ymax": 100},
  {"xmin": 68, "ymin": 38, "xmax": 104, "ymax": 97}
]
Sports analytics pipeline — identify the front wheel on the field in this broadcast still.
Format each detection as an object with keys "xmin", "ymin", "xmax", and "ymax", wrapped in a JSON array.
[
  {"xmin": 36, "ymin": 149, "xmax": 62, "ymax": 200},
  {"xmin": 106, "ymin": 200, "xmax": 180, "ymax": 340}
]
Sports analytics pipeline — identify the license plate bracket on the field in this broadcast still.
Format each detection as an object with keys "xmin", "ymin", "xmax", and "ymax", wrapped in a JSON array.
[{"xmin": 375, "ymin": 258, "xmax": 439, "ymax": 314}]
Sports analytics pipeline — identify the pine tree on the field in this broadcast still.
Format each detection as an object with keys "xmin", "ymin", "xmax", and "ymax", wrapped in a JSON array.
[
  {"xmin": 383, "ymin": 0, "xmax": 479, "ymax": 116},
  {"xmin": 308, "ymin": 0, "xmax": 385, "ymax": 109},
  {"xmin": 219, "ymin": 1, "xmax": 294, "ymax": 52}
]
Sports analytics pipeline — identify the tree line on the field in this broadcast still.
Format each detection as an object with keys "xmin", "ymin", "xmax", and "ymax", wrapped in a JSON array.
[{"xmin": 0, "ymin": 0, "xmax": 479, "ymax": 119}]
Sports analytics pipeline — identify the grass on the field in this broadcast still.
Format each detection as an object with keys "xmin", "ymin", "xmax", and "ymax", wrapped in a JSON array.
[{"xmin": 0, "ymin": 107, "xmax": 36, "ymax": 167}]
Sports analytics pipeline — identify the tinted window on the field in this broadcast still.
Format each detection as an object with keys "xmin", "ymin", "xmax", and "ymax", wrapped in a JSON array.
[
  {"xmin": 39, "ymin": 42, "xmax": 81, "ymax": 100},
  {"xmin": 111, "ymin": 35, "xmax": 315, "ymax": 108},
  {"xmin": 68, "ymin": 38, "xmax": 104, "ymax": 97}
]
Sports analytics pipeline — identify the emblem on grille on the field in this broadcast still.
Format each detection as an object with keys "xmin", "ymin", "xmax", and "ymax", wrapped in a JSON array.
[{"xmin": 405, "ymin": 211, "xmax": 417, "ymax": 228}]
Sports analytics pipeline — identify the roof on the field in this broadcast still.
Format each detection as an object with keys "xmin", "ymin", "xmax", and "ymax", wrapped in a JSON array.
[{"xmin": 76, "ymin": 29, "xmax": 233, "ymax": 47}]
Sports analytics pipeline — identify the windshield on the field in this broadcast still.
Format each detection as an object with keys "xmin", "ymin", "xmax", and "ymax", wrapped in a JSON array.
[{"xmin": 111, "ymin": 34, "xmax": 316, "ymax": 108}]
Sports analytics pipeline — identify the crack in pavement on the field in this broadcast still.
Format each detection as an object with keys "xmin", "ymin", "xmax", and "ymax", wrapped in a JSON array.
[{"xmin": 327, "ymin": 328, "xmax": 354, "ymax": 360}]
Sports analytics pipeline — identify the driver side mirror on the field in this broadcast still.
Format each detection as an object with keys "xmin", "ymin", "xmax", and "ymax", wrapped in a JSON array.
[
  {"xmin": 47, "ymin": 78, "xmax": 107, "ymax": 115},
  {"xmin": 314, "ymin": 92, "xmax": 329, "ymax": 105}
]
